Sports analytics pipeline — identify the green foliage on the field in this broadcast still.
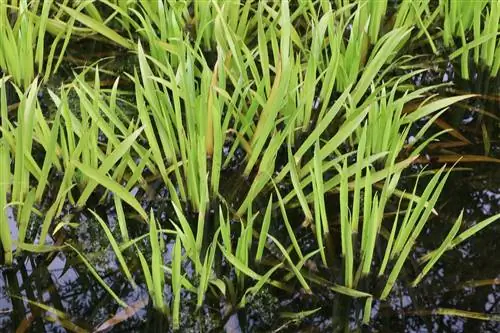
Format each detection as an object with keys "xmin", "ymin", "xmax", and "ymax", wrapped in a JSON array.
[{"xmin": 0, "ymin": 0, "xmax": 499, "ymax": 330}]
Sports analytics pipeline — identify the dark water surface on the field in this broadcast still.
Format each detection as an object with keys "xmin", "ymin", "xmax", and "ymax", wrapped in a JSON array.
[{"xmin": 0, "ymin": 161, "xmax": 499, "ymax": 332}]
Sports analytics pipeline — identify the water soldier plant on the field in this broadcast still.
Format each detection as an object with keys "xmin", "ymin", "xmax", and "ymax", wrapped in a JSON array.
[{"xmin": 0, "ymin": 0, "xmax": 500, "ymax": 331}]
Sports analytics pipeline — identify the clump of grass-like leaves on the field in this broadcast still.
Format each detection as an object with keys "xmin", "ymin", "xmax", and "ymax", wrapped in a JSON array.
[{"xmin": 0, "ymin": 0, "xmax": 500, "ymax": 330}]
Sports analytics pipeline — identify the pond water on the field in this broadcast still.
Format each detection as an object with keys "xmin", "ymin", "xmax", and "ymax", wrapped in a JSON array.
[
  {"xmin": 1, "ymin": 111, "xmax": 499, "ymax": 333},
  {"xmin": 0, "ymin": 161, "xmax": 499, "ymax": 332}
]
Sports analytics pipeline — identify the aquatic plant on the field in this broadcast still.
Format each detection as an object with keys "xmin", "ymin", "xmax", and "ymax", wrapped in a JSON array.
[{"xmin": 0, "ymin": 0, "xmax": 499, "ymax": 331}]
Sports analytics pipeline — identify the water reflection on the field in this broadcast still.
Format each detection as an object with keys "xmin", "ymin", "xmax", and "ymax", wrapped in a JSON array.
[{"xmin": 0, "ymin": 166, "xmax": 499, "ymax": 332}]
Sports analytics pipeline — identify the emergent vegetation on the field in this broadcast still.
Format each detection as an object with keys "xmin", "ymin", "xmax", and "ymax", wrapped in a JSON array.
[{"xmin": 0, "ymin": 0, "xmax": 499, "ymax": 331}]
